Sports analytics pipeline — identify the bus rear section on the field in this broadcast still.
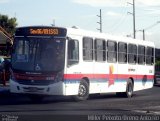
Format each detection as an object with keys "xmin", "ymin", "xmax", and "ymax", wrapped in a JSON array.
[{"xmin": 66, "ymin": 29, "xmax": 154, "ymax": 100}]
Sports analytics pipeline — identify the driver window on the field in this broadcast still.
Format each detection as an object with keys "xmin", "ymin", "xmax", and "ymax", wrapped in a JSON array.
[{"xmin": 16, "ymin": 40, "xmax": 29, "ymax": 62}]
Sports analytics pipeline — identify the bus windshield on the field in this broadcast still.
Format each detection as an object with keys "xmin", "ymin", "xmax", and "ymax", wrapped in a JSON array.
[{"xmin": 12, "ymin": 37, "xmax": 66, "ymax": 72}]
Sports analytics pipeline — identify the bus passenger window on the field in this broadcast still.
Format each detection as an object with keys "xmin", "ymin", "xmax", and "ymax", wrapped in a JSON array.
[
  {"xmin": 107, "ymin": 41, "xmax": 117, "ymax": 63},
  {"xmin": 128, "ymin": 44, "xmax": 137, "ymax": 64},
  {"xmin": 83, "ymin": 37, "xmax": 93, "ymax": 61},
  {"xmin": 118, "ymin": 42, "xmax": 127, "ymax": 63},
  {"xmin": 138, "ymin": 45, "xmax": 145, "ymax": 65},
  {"xmin": 146, "ymin": 47, "xmax": 154, "ymax": 65},
  {"xmin": 68, "ymin": 39, "xmax": 79, "ymax": 66},
  {"xmin": 95, "ymin": 39, "xmax": 106, "ymax": 62}
]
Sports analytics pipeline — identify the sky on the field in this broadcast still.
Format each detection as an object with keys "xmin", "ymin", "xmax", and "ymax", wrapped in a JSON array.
[{"xmin": 0, "ymin": 0, "xmax": 160, "ymax": 48}]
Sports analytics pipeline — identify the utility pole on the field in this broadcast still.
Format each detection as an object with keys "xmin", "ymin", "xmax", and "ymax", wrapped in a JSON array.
[
  {"xmin": 142, "ymin": 29, "xmax": 145, "ymax": 40},
  {"xmin": 97, "ymin": 9, "xmax": 102, "ymax": 33},
  {"xmin": 51, "ymin": 19, "xmax": 55, "ymax": 26},
  {"xmin": 133, "ymin": 0, "xmax": 136, "ymax": 39},
  {"xmin": 128, "ymin": 0, "xmax": 136, "ymax": 39}
]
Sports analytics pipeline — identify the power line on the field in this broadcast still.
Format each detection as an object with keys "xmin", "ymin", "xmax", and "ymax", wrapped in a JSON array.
[
  {"xmin": 144, "ymin": 21, "xmax": 160, "ymax": 30},
  {"xmin": 106, "ymin": 4, "xmax": 129, "ymax": 33},
  {"xmin": 137, "ymin": 21, "xmax": 160, "ymax": 40}
]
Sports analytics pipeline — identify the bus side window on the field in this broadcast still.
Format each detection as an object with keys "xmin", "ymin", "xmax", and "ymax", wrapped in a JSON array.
[
  {"xmin": 118, "ymin": 42, "xmax": 127, "ymax": 63},
  {"xmin": 83, "ymin": 37, "xmax": 93, "ymax": 61},
  {"xmin": 67, "ymin": 39, "xmax": 79, "ymax": 66},
  {"xmin": 107, "ymin": 40, "xmax": 117, "ymax": 63},
  {"xmin": 146, "ymin": 47, "xmax": 154, "ymax": 65},
  {"xmin": 138, "ymin": 45, "xmax": 145, "ymax": 65},
  {"xmin": 128, "ymin": 44, "xmax": 137, "ymax": 64},
  {"xmin": 95, "ymin": 39, "xmax": 106, "ymax": 62}
]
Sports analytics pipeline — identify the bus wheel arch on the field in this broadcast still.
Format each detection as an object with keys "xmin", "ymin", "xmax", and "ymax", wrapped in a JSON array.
[
  {"xmin": 129, "ymin": 77, "xmax": 134, "ymax": 90},
  {"xmin": 73, "ymin": 78, "xmax": 89, "ymax": 101},
  {"xmin": 82, "ymin": 77, "xmax": 90, "ymax": 87}
]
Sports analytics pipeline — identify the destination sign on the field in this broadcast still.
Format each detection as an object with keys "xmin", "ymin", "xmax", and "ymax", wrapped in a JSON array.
[
  {"xmin": 30, "ymin": 28, "xmax": 59, "ymax": 35},
  {"xmin": 15, "ymin": 26, "xmax": 67, "ymax": 37}
]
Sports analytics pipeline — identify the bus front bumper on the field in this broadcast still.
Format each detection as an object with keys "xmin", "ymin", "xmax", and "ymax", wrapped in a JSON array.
[{"xmin": 9, "ymin": 79, "xmax": 65, "ymax": 95}]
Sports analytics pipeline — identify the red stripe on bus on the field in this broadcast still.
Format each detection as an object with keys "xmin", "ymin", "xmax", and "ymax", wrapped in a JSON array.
[
  {"xmin": 64, "ymin": 74, "xmax": 154, "ymax": 80},
  {"xmin": 14, "ymin": 73, "xmax": 154, "ymax": 81}
]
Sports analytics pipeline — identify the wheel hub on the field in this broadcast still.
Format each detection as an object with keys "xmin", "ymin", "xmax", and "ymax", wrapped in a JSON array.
[{"xmin": 79, "ymin": 85, "xmax": 86, "ymax": 96}]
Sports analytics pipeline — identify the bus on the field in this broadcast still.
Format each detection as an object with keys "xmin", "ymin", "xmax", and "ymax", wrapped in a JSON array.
[{"xmin": 10, "ymin": 26, "xmax": 155, "ymax": 101}]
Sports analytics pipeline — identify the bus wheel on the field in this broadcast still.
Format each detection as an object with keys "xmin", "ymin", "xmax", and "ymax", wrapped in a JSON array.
[
  {"xmin": 73, "ymin": 80, "xmax": 89, "ymax": 101},
  {"xmin": 125, "ymin": 79, "xmax": 133, "ymax": 98}
]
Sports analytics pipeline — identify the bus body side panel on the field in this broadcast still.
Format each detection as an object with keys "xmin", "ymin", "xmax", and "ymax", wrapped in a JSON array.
[
  {"xmin": 116, "ymin": 63, "xmax": 129, "ymax": 93},
  {"xmin": 93, "ymin": 62, "xmax": 109, "ymax": 93},
  {"xmin": 144, "ymin": 65, "xmax": 154, "ymax": 89},
  {"xmin": 63, "ymin": 64, "xmax": 81, "ymax": 96},
  {"xmin": 134, "ymin": 65, "xmax": 154, "ymax": 91},
  {"xmin": 63, "ymin": 28, "xmax": 155, "ymax": 96},
  {"xmin": 127, "ymin": 64, "xmax": 138, "ymax": 91},
  {"xmin": 96, "ymin": 63, "xmax": 122, "ymax": 93}
]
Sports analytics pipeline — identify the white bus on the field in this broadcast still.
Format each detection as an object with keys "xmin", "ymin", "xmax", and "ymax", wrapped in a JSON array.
[{"xmin": 10, "ymin": 26, "xmax": 155, "ymax": 101}]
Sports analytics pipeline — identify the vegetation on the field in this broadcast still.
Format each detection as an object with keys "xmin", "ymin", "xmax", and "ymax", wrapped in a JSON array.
[{"xmin": 0, "ymin": 14, "xmax": 18, "ymax": 35}]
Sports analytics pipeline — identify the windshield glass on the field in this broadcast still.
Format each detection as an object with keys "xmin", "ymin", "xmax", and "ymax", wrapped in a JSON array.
[{"xmin": 12, "ymin": 37, "xmax": 66, "ymax": 72}]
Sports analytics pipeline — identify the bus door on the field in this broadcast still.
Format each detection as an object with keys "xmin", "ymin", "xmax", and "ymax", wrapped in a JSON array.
[{"xmin": 65, "ymin": 37, "xmax": 81, "ymax": 95}]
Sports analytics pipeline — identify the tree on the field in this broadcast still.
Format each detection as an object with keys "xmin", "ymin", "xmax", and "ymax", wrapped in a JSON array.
[{"xmin": 0, "ymin": 14, "xmax": 18, "ymax": 35}]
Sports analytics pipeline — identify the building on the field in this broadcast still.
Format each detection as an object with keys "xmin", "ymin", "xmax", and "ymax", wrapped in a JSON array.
[
  {"xmin": 0, "ymin": 26, "xmax": 12, "ymax": 86},
  {"xmin": 0, "ymin": 26, "xmax": 13, "ymax": 56}
]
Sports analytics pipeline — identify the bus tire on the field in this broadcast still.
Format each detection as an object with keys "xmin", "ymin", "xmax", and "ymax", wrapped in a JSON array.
[
  {"xmin": 73, "ymin": 80, "xmax": 89, "ymax": 101},
  {"xmin": 125, "ymin": 79, "xmax": 133, "ymax": 98}
]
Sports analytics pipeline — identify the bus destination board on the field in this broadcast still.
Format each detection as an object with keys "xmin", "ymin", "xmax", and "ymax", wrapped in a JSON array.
[{"xmin": 15, "ymin": 26, "xmax": 67, "ymax": 37}]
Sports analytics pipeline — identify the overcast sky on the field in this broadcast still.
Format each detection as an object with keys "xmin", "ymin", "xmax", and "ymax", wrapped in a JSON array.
[{"xmin": 0, "ymin": 0, "xmax": 160, "ymax": 48}]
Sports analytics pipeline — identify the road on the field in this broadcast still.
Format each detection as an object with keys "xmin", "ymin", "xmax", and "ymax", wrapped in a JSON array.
[{"xmin": 0, "ymin": 85, "xmax": 160, "ymax": 121}]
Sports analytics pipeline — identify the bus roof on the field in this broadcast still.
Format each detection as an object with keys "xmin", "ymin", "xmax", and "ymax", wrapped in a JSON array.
[
  {"xmin": 66, "ymin": 27, "xmax": 155, "ymax": 47},
  {"xmin": 15, "ymin": 26, "xmax": 154, "ymax": 47}
]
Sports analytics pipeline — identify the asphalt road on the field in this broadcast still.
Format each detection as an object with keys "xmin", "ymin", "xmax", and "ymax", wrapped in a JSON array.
[{"xmin": 0, "ymin": 85, "xmax": 160, "ymax": 121}]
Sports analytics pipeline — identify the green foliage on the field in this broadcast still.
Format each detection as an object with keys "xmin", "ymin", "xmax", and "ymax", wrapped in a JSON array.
[{"xmin": 0, "ymin": 14, "xmax": 18, "ymax": 35}]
